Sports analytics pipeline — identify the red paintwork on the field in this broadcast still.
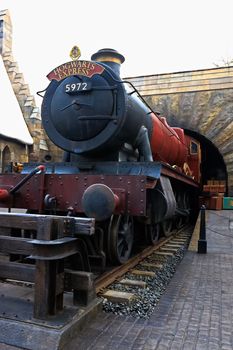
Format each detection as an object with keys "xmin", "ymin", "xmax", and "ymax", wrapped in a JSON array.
[
  {"xmin": 0, "ymin": 174, "xmax": 147, "ymax": 216},
  {"xmin": 161, "ymin": 163, "xmax": 199, "ymax": 187},
  {"xmin": 0, "ymin": 164, "xmax": 199, "ymax": 216},
  {"xmin": 37, "ymin": 165, "xmax": 46, "ymax": 172},
  {"xmin": 184, "ymin": 135, "xmax": 201, "ymax": 182},
  {"xmin": 47, "ymin": 61, "xmax": 105, "ymax": 81},
  {"xmin": 150, "ymin": 113, "xmax": 188, "ymax": 167},
  {"xmin": 113, "ymin": 193, "xmax": 120, "ymax": 208},
  {"xmin": 0, "ymin": 189, "xmax": 9, "ymax": 200}
]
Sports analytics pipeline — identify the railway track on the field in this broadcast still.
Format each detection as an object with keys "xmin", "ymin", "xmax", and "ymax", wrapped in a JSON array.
[{"xmin": 95, "ymin": 225, "xmax": 193, "ymax": 318}]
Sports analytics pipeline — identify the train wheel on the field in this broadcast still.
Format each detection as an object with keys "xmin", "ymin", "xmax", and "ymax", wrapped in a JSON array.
[
  {"xmin": 183, "ymin": 192, "xmax": 190, "ymax": 224},
  {"xmin": 176, "ymin": 191, "xmax": 189, "ymax": 227},
  {"xmin": 179, "ymin": 192, "xmax": 190, "ymax": 225},
  {"xmin": 162, "ymin": 219, "xmax": 173, "ymax": 237},
  {"xmin": 107, "ymin": 215, "xmax": 134, "ymax": 265},
  {"xmin": 145, "ymin": 224, "xmax": 160, "ymax": 245}
]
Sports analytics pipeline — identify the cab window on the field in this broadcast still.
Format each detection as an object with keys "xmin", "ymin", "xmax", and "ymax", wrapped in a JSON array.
[{"xmin": 190, "ymin": 141, "xmax": 198, "ymax": 154}]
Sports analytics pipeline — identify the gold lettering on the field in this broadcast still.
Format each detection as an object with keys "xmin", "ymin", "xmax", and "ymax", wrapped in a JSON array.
[
  {"xmin": 86, "ymin": 62, "xmax": 93, "ymax": 69},
  {"xmin": 70, "ymin": 61, "xmax": 76, "ymax": 68},
  {"xmin": 49, "ymin": 60, "xmax": 104, "ymax": 81},
  {"xmin": 54, "ymin": 67, "xmax": 62, "ymax": 75}
]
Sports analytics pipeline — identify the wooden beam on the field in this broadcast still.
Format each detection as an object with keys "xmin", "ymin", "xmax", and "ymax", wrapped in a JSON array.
[
  {"xmin": 0, "ymin": 236, "xmax": 32, "ymax": 255},
  {"xmin": 0, "ymin": 261, "xmax": 35, "ymax": 282}
]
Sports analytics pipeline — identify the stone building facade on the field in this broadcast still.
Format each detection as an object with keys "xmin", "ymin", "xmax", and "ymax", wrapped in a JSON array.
[
  {"xmin": 0, "ymin": 137, "xmax": 29, "ymax": 172},
  {"xmin": 0, "ymin": 9, "xmax": 61, "ymax": 169}
]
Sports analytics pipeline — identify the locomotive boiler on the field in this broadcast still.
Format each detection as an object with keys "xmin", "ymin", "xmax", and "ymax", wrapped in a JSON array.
[
  {"xmin": 42, "ymin": 48, "xmax": 188, "ymax": 167},
  {"xmin": 0, "ymin": 48, "xmax": 201, "ymax": 265}
]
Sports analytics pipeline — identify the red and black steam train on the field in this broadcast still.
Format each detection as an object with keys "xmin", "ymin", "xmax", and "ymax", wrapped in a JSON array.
[{"xmin": 0, "ymin": 49, "xmax": 201, "ymax": 265}]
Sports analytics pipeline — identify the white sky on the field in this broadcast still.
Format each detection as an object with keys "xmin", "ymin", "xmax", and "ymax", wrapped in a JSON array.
[{"xmin": 1, "ymin": 0, "xmax": 233, "ymax": 109}]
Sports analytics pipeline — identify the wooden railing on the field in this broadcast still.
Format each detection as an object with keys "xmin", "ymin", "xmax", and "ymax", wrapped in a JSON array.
[{"xmin": 0, "ymin": 212, "xmax": 95, "ymax": 319}]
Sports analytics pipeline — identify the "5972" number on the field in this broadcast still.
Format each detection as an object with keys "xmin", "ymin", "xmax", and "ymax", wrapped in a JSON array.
[{"xmin": 65, "ymin": 82, "xmax": 90, "ymax": 93}]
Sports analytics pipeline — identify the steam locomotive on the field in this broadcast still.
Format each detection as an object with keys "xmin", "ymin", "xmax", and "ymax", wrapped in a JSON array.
[{"xmin": 0, "ymin": 48, "xmax": 201, "ymax": 266}]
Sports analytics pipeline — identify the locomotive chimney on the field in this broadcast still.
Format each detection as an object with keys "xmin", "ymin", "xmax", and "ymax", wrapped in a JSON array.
[{"xmin": 91, "ymin": 48, "xmax": 125, "ymax": 76}]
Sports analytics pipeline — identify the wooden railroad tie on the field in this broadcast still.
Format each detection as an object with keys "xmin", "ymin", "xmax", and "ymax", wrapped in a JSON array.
[
  {"xmin": 164, "ymin": 244, "xmax": 183, "ymax": 248},
  {"xmin": 154, "ymin": 251, "xmax": 174, "ymax": 256},
  {"xmin": 160, "ymin": 247, "xmax": 179, "ymax": 252},
  {"xmin": 140, "ymin": 262, "xmax": 163, "ymax": 269},
  {"xmin": 171, "ymin": 239, "xmax": 187, "ymax": 243},
  {"xmin": 102, "ymin": 290, "xmax": 136, "ymax": 304},
  {"xmin": 118, "ymin": 279, "xmax": 147, "ymax": 288},
  {"xmin": 130, "ymin": 269, "xmax": 156, "ymax": 277}
]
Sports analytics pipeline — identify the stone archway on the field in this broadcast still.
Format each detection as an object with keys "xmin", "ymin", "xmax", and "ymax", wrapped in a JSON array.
[
  {"xmin": 2, "ymin": 145, "xmax": 11, "ymax": 172},
  {"xmin": 126, "ymin": 67, "xmax": 233, "ymax": 194},
  {"xmin": 144, "ymin": 90, "xmax": 232, "ymax": 193}
]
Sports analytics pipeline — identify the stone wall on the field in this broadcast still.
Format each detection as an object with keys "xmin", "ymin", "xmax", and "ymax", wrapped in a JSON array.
[{"xmin": 0, "ymin": 138, "xmax": 29, "ymax": 172}]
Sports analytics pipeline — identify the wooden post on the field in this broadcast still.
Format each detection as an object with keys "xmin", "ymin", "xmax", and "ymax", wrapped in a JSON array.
[{"xmin": 33, "ymin": 217, "xmax": 64, "ymax": 319}]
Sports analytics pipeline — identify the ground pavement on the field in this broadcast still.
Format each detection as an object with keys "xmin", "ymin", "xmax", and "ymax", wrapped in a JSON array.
[{"xmin": 1, "ymin": 210, "xmax": 233, "ymax": 349}]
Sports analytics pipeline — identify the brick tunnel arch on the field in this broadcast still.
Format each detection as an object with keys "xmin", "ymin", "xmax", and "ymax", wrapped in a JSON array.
[{"xmin": 184, "ymin": 129, "xmax": 228, "ymax": 193}]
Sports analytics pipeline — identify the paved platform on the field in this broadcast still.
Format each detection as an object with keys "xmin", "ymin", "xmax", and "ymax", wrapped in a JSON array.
[
  {"xmin": 1, "ymin": 210, "xmax": 233, "ymax": 349},
  {"xmin": 65, "ymin": 210, "xmax": 233, "ymax": 349}
]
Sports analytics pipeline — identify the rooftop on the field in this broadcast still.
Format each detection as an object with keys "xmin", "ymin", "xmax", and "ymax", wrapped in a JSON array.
[{"xmin": 0, "ymin": 55, "xmax": 33, "ymax": 145}]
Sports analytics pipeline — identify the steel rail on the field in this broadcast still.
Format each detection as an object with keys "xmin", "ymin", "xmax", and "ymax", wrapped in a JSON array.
[{"xmin": 95, "ymin": 225, "xmax": 190, "ymax": 293}]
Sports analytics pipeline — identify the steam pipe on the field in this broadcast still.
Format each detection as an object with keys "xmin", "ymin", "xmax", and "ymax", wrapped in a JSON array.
[{"xmin": 134, "ymin": 126, "xmax": 153, "ymax": 162}]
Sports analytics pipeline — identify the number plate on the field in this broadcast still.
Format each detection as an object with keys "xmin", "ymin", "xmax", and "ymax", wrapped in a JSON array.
[{"xmin": 64, "ymin": 82, "xmax": 92, "ymax": 94}]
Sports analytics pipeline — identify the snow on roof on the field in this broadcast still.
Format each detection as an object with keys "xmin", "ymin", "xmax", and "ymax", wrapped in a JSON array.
[{"xmin": 0, "ymin": 55, "xmax": 33, "ymax": 145}]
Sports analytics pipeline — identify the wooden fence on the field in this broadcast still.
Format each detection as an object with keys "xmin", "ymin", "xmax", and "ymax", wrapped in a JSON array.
[{"xmin": 0, "ymin": 212, "xmax": 95, "ymax": 319}]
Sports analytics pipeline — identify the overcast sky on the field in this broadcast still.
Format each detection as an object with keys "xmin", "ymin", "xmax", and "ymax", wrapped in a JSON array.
[{"xmin": 1, "ymin": 0, "xmax": 233, "ymax": 108}]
